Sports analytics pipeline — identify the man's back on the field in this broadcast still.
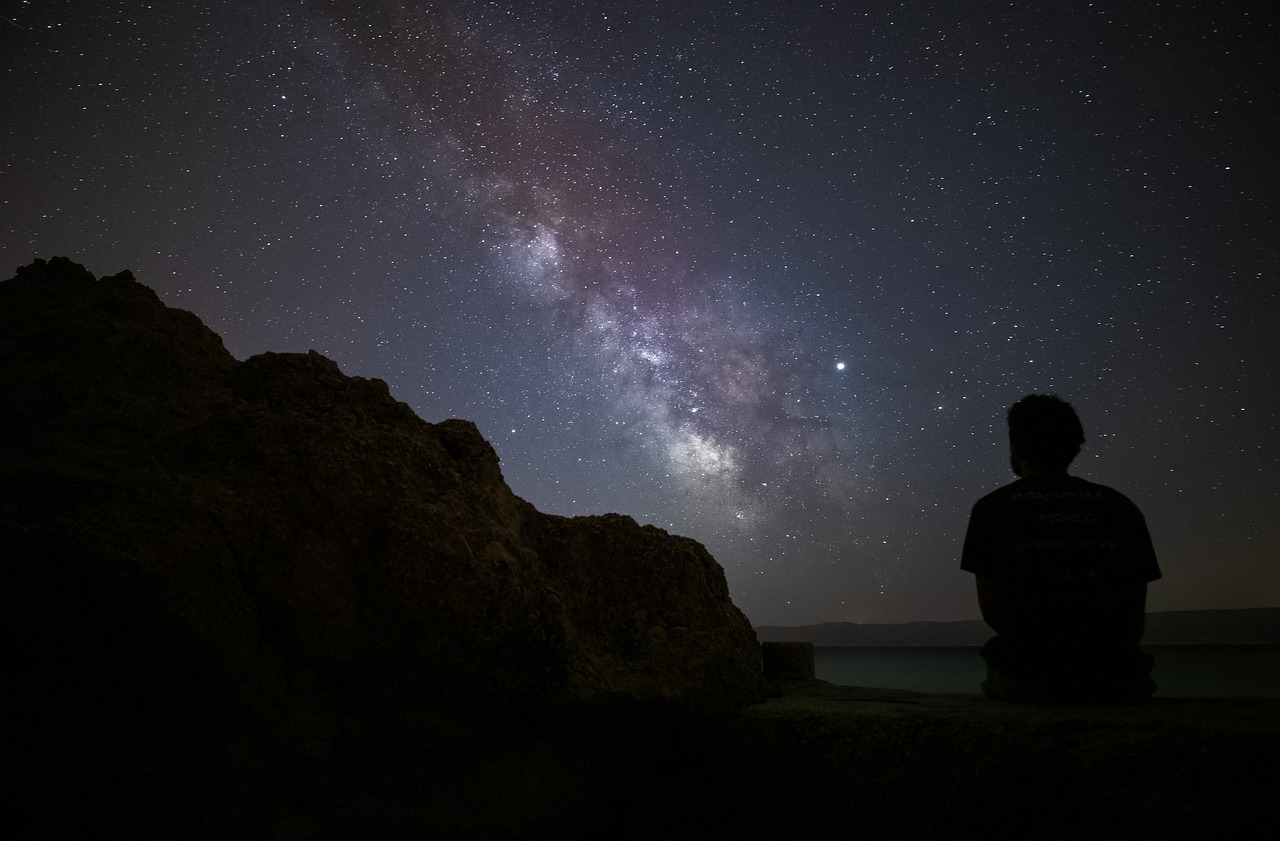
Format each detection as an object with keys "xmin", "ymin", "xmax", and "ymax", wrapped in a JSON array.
[{"xmin": 962, "ymin": 473, "xmax": 1161, "ymax": 702}]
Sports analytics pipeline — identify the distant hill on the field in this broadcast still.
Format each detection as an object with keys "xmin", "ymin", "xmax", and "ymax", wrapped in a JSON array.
[{"xmin": 755, "ymin": 607, "xmax": 1280, "ymax": 646}]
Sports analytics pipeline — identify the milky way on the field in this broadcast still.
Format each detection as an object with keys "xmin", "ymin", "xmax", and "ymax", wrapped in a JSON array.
[
  {"xmin": 297, "ymin": 0, "xmax": 872, "ymax": 555},
  {"xmin": 3, "ymin": 0, "xmax": 1277, "ymax": 624}
]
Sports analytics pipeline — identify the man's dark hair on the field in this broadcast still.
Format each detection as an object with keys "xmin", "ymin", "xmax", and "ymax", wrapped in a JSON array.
[{"xmin": 1007, "ymin": 394, "xmax": 1085, "ymax": 471}]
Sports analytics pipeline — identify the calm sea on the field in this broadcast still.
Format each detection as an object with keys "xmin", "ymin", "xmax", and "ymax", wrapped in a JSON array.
[{"xmin": 814, "ymin": 645, "xmax": 1280, "ymax": 698}]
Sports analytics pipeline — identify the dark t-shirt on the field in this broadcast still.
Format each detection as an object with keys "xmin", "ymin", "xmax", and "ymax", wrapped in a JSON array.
[
  {"xmin": 961, "ymin": 473, "xmax": 1160, "ymax": 655},
  {"xmin": 962, "ymin": 474, "xmax": 1160, "ymax": 584}
]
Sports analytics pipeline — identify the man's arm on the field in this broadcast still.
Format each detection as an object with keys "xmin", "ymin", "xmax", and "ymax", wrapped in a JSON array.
[
  {"xmin": 974, "ymin": 574, "xmax": 1021, "ymax": 636},
  {"xmin": 1104, "ymin": 580, "xmax": 1150, "ymax": 644}
]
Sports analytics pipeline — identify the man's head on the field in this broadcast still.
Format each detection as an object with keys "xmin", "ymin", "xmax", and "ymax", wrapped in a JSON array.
[{"xmin": 1006, "ymin": 394, "xmax": 1085, "ymax": 476}]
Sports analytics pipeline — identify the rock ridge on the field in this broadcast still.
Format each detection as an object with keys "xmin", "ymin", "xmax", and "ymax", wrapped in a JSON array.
[{"xmin": 1, "ymin": 257, "xmax": 762, "ymax": 745}]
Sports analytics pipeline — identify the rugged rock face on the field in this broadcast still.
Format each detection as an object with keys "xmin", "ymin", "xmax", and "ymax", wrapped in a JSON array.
[{"xmin": 0, "ymin": 257, "xmax": 762, "ymax": 745}]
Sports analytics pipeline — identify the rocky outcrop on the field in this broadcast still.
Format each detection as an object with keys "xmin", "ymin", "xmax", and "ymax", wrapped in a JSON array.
[{"xmin": 1, "ymin": 257, "xmax": 760, "ymax": 740}]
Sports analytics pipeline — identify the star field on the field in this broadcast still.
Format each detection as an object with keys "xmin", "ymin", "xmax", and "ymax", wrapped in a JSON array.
[{"xmin": 3, "ymin": 0, "xmax": 1277, "ymax": 625}]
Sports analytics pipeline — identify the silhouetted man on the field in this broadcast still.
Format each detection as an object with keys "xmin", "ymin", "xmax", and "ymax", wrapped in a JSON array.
[{"xmin": 961, "ymin": 395, "xmax": 1160, "ymax": 703}]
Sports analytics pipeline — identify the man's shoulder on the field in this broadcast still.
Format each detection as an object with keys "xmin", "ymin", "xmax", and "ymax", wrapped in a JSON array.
[
  {"xmin": 1063, "ymin": 476, "xmax": 1144, "ymax": 511},
  {"xmin": 976, "ymin": 475, "xmax": 1134, "ymax": 502},
  {"xmin": 970, "ymin": 476, "xmax": 1146, "ymax": 527},
  {"xmin": 973, "ymin": 477, "xmax": 1024, "ymax": 503}
]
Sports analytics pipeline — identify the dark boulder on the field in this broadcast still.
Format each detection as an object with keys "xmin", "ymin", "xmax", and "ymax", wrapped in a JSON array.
[{"xmin": 0, "ymin": 257, "xmax": 761, "ymax": 746}]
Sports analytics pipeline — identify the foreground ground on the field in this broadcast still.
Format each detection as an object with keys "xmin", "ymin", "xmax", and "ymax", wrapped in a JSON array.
[
  {"xmin": 13, "ymin": 678, "xmax": 1278, "ymax": 840},
  {"xmin": 703, "ymin": 679, "xmax": 1280, "ymax": 839}
]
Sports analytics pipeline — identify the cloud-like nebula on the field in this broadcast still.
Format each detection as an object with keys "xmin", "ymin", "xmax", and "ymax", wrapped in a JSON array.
[
  {"xmin": 474, "ymin": 164, "xmax": 852, "ymax": 533},
  {"xmin": 309, "ymin": 1, "xmax": 863, "ymax": 536}
]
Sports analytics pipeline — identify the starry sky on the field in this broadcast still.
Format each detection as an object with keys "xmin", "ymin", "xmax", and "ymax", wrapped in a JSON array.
[{"xmin": 4, "ymin": 1, "xmax": 1278, "ymax": 626}]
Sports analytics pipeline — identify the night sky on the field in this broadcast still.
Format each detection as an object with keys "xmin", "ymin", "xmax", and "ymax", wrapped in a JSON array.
[{"xmin": 4, "ymin": 1, "xmax": 1277, "ymax": 626}]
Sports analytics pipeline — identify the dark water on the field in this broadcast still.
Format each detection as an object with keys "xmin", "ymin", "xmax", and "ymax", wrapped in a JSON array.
[{"xmin": 814, "ymin": 645, "xmax": 1280, "ymax": 698}]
